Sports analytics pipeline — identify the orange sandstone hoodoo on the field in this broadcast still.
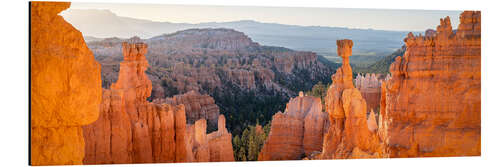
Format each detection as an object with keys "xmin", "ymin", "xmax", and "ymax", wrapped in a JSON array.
[
  {"xmin": 320, "ymin": 39, "xmax": 384, "ymax": 159},
  {"xmin": 82, "ymin": 41, "xmax": 234, "ymax": 164},
  {"xmin": 258, "ymin": 92, "xmax": 328, "ymax": 160},
  {"xmin": 160, "ymin": 90, "xmax": 221, "ymax": 131},
  {"xmin": 379, "ymin": 11, "xmax": 481, "ymax": 157},
  {"xmin": 30, "ymin": 2, "xmax": 103, "ymax": 165}
]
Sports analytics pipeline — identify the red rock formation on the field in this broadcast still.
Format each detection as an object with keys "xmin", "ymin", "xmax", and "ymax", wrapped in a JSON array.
[
  {"xmin": 30, "ymin": 2, "xmax": 102, "ymax": 165},
  {"xmin": 367, "ymin": 110, "xmax": 378, "ymax": 133},
  {"xmin": 90, "ymin": 28, "xmax": 334, "ymax": 101},
  {"xmin": 174, "ymin": 105, "xmax": 192, "ymax": 162},
  {"xmin": 162, "ymin": 90, "xmax": 220, "ymax": 130},
  {"xmin": 304, "ymin": 100, "xmax": 329, "ymax": 156},
  {"xmin": 355, "ymin": 73, "xmax": 383, "ymax": 112},
  {"xmin": 321, "ymin": 40, "xmax": 383, "ymax": 159},
  {"xmin": 188, "ymin": 119, "xmax": 210, "ymax": 162},
  {"xmin": 83, "ymin": 42, "xmax": 187, "ymax": 164},
  {"xmin": 83, "ymin": 42, "xmax": 234, "ymax": 164},
  {"xmin": 258, "ymin": 92, "xmax": 327, "ymax": 160},
  {"xmin": 207, "ymin": 115, "xmax": 236, "ymax": 162},
  {"xmin": 380, "ymin": 11, "xmax": 481, "ymax": 157},
  {"xmin": 225, "ymin": 68, "xmax": 256, "ymax": 90},
  {"xmin": 183, "ymin": 115, "xmax": 235, "ymax": 162}
]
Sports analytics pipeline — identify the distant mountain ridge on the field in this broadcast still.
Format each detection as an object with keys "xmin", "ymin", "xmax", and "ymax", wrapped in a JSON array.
[{"xmin": 62, "ymin": 9, "xmax": 410, "ymax": 62}]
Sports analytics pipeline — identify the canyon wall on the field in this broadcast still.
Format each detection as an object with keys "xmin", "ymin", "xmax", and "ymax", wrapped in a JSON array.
[
  {"xmin": 258, "ymin": 92, "xmax": 327, "ymax": 160},
  {"xmin": 379, "ymin": 11, "xmax": 481, "ymax": 157},
  {"xmin": 30, "ymin": 2, "xmax": 103, "ymax": 165},
  {"xmin": 320, "ymin": 40, "xmax": 384, "ymax": 159},
  {"xmin": 82, "ymin": 42, "xmax": 234, "ymax": 164}
]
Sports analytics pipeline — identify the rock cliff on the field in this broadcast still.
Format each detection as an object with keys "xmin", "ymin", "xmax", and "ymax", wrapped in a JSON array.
[
  {"xmin": 258, "ymin": 92, "xmax": 327, "ymax": 160},
  {"xmin": 321, "ymin": 40, "xmax": 383, "ymax": 159},
  {"xmin": 30, "ymin": 2, "xmax": 102, "ymax": 165},
  {"xmin": 82, "ymin": 42, "xmax": 234, "ymax": 164},
  {"xmin": 379, "ymin": 11, "xmax": 481, "ymax": 157}
]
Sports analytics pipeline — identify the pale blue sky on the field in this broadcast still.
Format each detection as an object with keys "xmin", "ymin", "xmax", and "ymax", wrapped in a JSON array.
[{"xmin": 69, "ymin": 2, "xmax": 461, "ymax": 32}]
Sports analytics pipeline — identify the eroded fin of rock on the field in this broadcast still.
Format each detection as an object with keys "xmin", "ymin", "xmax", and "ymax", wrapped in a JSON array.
[{"xmin": 258, "ymin": 92, "xmax": 327, "ymax": 160}]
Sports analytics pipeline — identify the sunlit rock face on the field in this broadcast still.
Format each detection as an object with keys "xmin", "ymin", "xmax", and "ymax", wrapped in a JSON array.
[
  {"xmin": 258, "ymin": 92, "xmax": 327, "ymax": 160},
  {"xmin": 380, "ymin": 11, "xmax": 481, "ymax": 157},
  {"xmin": 82, "ymin": 42, "xmax": 234, "ymax": 164},
  {"xmin": 83, "ymin": 42, "xmax": 179, "ymax": 164},
  {"xmin": 159, "ymin": 90, "xmax": 220, "ymax": 131},
  {"xmin": 320, "ymin": 40, "xmax": 384, "ymax": 159},
  {"xmin": 207, "ymin": 115, "xmax": 235, "ymax": 162},
  {"xmin": 30, "ymin": 2, "xmax": 103, "ymax": 165}
]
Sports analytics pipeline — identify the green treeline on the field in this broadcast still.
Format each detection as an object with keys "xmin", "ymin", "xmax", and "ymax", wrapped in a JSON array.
[{"xmin": 232, "ymin": 123, "xmax": 271, "ymax": 161}]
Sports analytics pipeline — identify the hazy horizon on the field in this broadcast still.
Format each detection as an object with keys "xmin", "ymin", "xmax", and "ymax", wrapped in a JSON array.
[{"xmin": 67, "ymin": 2, "xmax": 461, "ymax": 32}]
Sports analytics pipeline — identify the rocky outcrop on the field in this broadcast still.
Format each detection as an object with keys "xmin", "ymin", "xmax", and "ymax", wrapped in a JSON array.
[
  {"xmin": 160, "ymin": 91, "xmax": 220, "ymax": 130},
  {"xmin": 258, "ymin": 92, "xmax": 327, "ymax": 160},
  {"xmin": 321, "ymin": 40, "xmax": 383, "ymax": 159},
  {"xmin": 30, "ymin": 2, "xmax": 102, "ymax": 165},
  {"xmin": 82, "ymin": 42, "xmax": 234, "ymax": 164},
  {"xmin": 354, "ymin": 73, "xmax": 383, "ymax": 112},
  {"xmin": 82, "ymin": 42, "xmax": 179, "ymax": 164},
  {"xmin": 380, "ymin": 11, "xmax": 481, "ymax": 157},
  {"xmin": 207, "ymin": 115, "xmax": 236, "ymax": 162}
]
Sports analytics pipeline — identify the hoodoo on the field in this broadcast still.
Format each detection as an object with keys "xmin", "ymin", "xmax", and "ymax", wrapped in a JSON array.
[
  {"xmin": 160, "ymin": 90, "xmax": 221, "ymax": 131},
  {"xmin": 379, "ymin": 11, "xmax": 481, "ymax": 157},
  {"xmin": 320, "ymin": 40, "xmax": 383, "ymax": 159},
  {"xmin": 30, "ymin": 2, "xmax": 482, "ymax": 164},
  {"xmin": 30, "ymin": 2, "xmax": 103, "ymax": 165},
  {"xmin": 82, "ymin": 42, "xmax": 234, "ymax": 164},
  {"xmin": 258, "ymin": 92, "xmax": 327, "ymax": 160}
]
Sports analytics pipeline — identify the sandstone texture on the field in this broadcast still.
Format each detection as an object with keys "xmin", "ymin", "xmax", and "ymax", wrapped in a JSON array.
[
  {"xmin": 207, "ymin": 115, "xmax": 236, "ymax": 162},
  {"xmin": 320, "ymin": 40, "xmax": 384, "ymax": 159},
  {"xmin": 30, "ymin": 2, "xmax": 102, "ymax": 165},
  {"xmin": 379, "ymin": 11, "xmax": 481, "ymax": 157},
  {"xmin": 82, "ymin": 42, "xmax": 234, "ymax": 164},
  {"xmin": 354, "ymin": 73, "xmax": 384, "ymax": 112},
  {"xmin": 258, "ymin": 92, "xmax": 327, "ymax": 160},
  {"xmin": 160, "ymin": 90, "xmax": 220, "ymax": 131}
]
